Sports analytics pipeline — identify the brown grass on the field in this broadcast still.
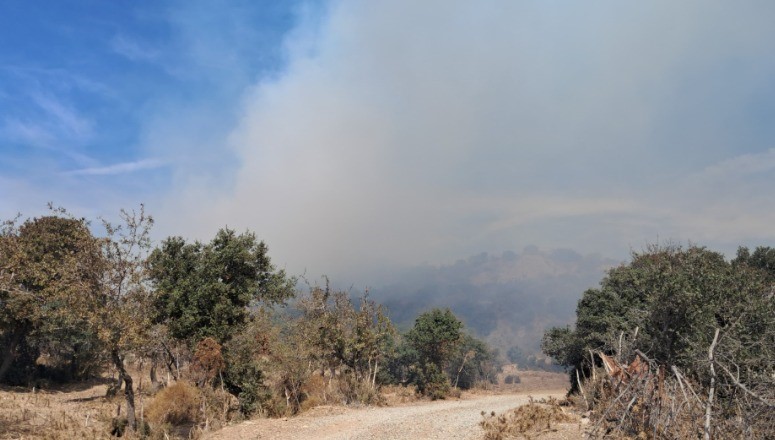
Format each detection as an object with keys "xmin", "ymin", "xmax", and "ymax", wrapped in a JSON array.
[{"xmin": 0, "ymin": 382, "xmax": 116, "ymax": 439}]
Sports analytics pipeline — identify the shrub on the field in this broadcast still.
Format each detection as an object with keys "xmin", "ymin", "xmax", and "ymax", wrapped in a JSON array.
[
  {"xmin": 222, "ymin": 328, "xmax": 271, "ymax": 416},
  {"xmin": 146, "ymin": 382, "xmax": 201, "ymax": 426},
  {"xmin": 480, "ymin": 398, "xmax": 576, "ymax": 440},
  {"xmin": 413, "ymin": 362, "xmax": 450, "ymax": 400}
]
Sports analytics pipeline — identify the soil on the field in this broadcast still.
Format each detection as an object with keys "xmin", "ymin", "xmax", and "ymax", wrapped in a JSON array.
[{"xmin": 205, "ymin": 390, "xmax": 583, "ymax": 440}]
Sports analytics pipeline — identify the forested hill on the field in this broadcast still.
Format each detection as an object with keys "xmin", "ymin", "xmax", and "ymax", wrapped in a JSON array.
[{"xmin": 369, "ymin": 247, "xmax": 617, "ymax": 359}]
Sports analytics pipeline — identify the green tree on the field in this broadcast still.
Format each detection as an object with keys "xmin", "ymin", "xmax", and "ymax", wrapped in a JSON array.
[
  {"xmin": 542, "ymin": 244, "xmax": 775, "ymax": 390},
  {"xmin": 148, "ymin": 228, "xmax": 295, "ymax": 345},
  {"xmin": 734, "ymin": 246, "xmax": 775, "ymax": 281},
  {"xmin": 405, "ymin": 308, "xmax": 463, "ymax": 398}
]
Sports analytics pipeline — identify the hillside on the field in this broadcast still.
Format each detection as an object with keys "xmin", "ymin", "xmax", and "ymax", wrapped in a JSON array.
[{"xmin": 370, "ymin": 247, "xmax": 617, "ymax": 357}]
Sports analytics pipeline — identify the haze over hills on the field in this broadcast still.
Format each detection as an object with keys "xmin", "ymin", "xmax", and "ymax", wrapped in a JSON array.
[{"xmin": 369, "ymin": 246, "xmax": 618, "ymax": 358}]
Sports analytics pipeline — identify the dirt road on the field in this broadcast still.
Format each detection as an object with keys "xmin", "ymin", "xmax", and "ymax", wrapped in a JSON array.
[{"xmin": 206, "ymin": 390, "xmax": 576, "ymax": 440}]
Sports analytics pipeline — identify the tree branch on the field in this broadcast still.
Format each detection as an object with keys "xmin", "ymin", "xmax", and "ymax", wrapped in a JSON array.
[
  {"xmin": 716, "ymin": 361, "xmax": 774, "ymax": 407},
  {"xmin": 704, "ymin": 328, "xmax": 720, "ymax": 440}
]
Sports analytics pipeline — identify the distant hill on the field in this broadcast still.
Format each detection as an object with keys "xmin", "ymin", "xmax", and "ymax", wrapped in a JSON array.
[{"xmin": 369, "ymin": 246, "xmax": 617, "ymax": 359}]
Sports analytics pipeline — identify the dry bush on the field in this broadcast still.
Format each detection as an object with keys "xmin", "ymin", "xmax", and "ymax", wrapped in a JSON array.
[
  {"xmin": 198, "ymin": 386, "xmax": 240, "ymax": 430},
  {"xmin": 146, "ymin": 381, "xmax": 201, "ymax": 426},
  {"xmin": 190, "ymin": 338, "xmax": 225, "ymax": 387},
  {"xmin": 299, "ymin": 373, "xmax": 326, "ymax": 411},
  {"xmin": 381, "ymin": 384, "xmax": 420, "ymax": 405},
  {"xmin": 579, "ymin": 352, "xmax": 775, "ymax": 439},
  {"xmin": 336, "ymin": 374, "xmax": 385, "ymax": 406},
  {"xmin": 480, "ymin": 397, "xmax": 578, "ymax": 440}
]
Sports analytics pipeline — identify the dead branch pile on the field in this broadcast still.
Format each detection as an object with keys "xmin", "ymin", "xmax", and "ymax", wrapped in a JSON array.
[{"xmin": 583, "ymin": 346, "xmax": 774, "ymax": 439}]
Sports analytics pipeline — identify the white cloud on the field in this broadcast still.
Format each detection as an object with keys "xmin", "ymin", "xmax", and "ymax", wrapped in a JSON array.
[{"xmin": 64, "ymin": 159, "xmax": 166, "ymax": 176}]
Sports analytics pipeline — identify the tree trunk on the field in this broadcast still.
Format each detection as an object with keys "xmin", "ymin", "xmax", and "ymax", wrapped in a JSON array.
[
  {"xmin": 372, "ymin": 359, "xmax": 378, "ymax": 388},
  {"xmin": 112, "ymin": 349, "xmax": 137, "ymax": 431},
  {"xmin": 454, "ymin": 352, "xmax": 471, "ymax": 389},
  {"xmin": 149, "ymin": 356, "xmax": 158, "ymax": 389}
]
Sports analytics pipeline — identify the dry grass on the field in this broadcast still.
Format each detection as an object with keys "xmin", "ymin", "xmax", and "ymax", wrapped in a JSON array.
[
  {"xmin": 496, "ymin": 365, "xmax": 570, "ymax": 394},
  {"xmin": 0, "ymin": 381, "xmax": 116, "ymax": 439},
  {"xmin": 380, "ymin": 384, "xmax": 422, "ymax": 405},
  {"xmin": 480, "ymin": 397, "xmax": 579, "ymax": 440}
]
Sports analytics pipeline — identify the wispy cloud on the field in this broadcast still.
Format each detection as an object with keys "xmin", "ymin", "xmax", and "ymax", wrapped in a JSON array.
[
  {"xmin": 110, "ymin": 34, "xmax": 160, "ymax": 63},
  {"xmin": 31, "ymin": 93, "xmax": 93, "ymax": 141},
  {"xmin": 697, "ymin": 149, "xmax": 775, "ymax": 180},
  {"xmin": 64, "ymin": 159, "xmax": 165, "ymax": 176},
  {"xmin": 1, "ymin": 118, "xmax": 55, "ymax": 148}
]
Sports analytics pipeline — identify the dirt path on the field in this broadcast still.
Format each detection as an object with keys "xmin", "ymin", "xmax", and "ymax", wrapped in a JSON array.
[{"xmin": 206, "ymin": 390, "xmax": 577, "ymax": 440}]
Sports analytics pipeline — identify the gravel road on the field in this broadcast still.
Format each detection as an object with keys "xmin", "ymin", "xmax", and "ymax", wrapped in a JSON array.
[{"xmin": 206, "ymin": 390, "xmax": 569, "ymax": 440}]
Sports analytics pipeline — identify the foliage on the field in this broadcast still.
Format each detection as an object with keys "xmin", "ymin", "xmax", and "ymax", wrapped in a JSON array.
[
  {"xmin": 413, "ymin": 362, "xmax": 449, "ymax": 400},
  {"xmin": 543, "ymin": 244, "xmax": 775, "ymax": 437},
  {"xmin": 543, "ymin": 245, "xmax": 774, "ymax": 382},
  {"xmin": 297, "ymin": 284, "xmax": 396, "ymax": 394},
  {"xmin": 406, "ymin": 308, "xmax": 462, "ymax": 368},
  {"xmin": 94, "ymin": 206, "xmax": 155, "ymax": 433},
  {"xmin": 403, "ymin": 308, "xmax": 463, "ymax": 397},
  {"xmin": 191, "ymin": 337, "xmax": 225, "ymax": 387},
  {"xmin": 447, "ymin": 333, "xmax": 498, "ymax": 389},
  {"xmin": 221, "ymin": 324, "xmax": 272, "ymax": 416},
  {"xmin": 148, "ymin": 228, "xmax": 295, "ymax": 346},
  {"xmin": 0, "ymin": 213, "xmax": 105, "ymax": 384},
  {"xmin": 734, "ymin": 245, "xmax": 775, "ymax": 281}
]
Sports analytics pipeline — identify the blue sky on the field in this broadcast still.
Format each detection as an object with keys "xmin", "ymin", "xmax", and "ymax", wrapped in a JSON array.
[
  {"xmin": 1, "ymin": 0, "xmax": 305, "ymax": 214},
  {"xmin": 2, "ymin": 1, "xmax": 775, "ymax": 283}
]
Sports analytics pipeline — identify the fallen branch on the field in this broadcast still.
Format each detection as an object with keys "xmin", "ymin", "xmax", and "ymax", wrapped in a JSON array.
[
  {"xmin": 716, "ymin": 362, "xmax": 774, "ymax": 407},
  {"xmin": 634, "ymin": 349, "xmax": 654, "ymax": 365}
]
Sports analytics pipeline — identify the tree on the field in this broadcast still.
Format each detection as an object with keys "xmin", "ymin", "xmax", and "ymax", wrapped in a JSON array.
[
  {"xmin": 543, "ymin": 244, "xmax": 775, "ymax": 392},
  {"xmin": 148, "ymin": 228, "xmax": 295, "ymax": 346},
  {"xmin": 297, "ymin": 283, "xmax": 396, "ymax": 403},
  {"xmin": 447, "ymin": 333, "xmax": 497, "ymax": 389},
  {"xmin": 92, "ymin": 206, "xmax": 155, "ymax": 432},
  {"xmin": 0, "ymin": 213, "xmax": 104, "ymax": 383},
  {"xmin": 405, "ymin": 308, "xmax": 463, "ymax": 398},
  {"xmin": 734, "ymin": 246, "xmax": 775, "ymax": 282}
]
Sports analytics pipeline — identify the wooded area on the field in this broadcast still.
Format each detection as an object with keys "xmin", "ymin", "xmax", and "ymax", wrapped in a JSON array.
[{"xmin": 0, "ymin": 206, "xmax": 498, "ymax": 437}]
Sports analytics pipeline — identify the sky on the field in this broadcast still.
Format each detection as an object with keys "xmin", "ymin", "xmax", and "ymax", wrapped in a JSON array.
[{"xmin": 2, "ymin": 1, "xmax": 775, "ymax": 285}]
